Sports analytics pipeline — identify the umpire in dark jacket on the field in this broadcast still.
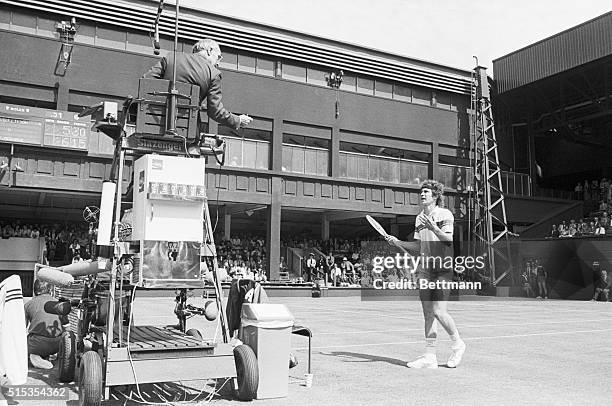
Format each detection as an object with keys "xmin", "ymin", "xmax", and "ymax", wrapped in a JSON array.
[{"xmin": 144, "ymin": 38, "xmax": 252, "ymax": 131}]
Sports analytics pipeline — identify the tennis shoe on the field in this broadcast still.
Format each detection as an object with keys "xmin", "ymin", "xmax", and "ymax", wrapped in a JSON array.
[
  {"xmin": 447, "ymin": 340, "xmax": 466, "ymax": 368},
  {"xmin": 406, "ymin": 353, "xmax": 438, "ymax": 369}
]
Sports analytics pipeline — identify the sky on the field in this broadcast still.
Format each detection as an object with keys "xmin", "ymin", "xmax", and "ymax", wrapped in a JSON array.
[{"xmin": 179, "ymin": 0, "xmax": 611, "ymax": 75}]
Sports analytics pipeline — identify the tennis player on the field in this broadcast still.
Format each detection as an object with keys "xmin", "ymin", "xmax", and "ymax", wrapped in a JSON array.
[{"xmin": 386, "ymin": 180, "xmax": 466, "ymax": 368}]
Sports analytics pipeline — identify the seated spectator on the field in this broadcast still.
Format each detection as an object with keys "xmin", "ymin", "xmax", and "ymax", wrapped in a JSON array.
[
  {"xmin": 595, "ymin": 220, "xmax": 607, "ymax": 235},
  {"xmin": 567, "ymin": 220, "xmax": 577, "ymax": 237},
  {"xmin": 586, "ymin": 221, "xmax": 596, "ymax": 235},
  {"xmin": 549, "ymin": 224, "xmax": 559, "ymax": 238},
  {"xmin": 2, "ymin": 223, "xmax": 14, "ymax": 239},
  {"xmin": 558, "ymin": 221, "xmax": 570, "ymax": 237},
  {"xmin": 24, "ymin": 280, "xmax": 69, "ymax": 369}
]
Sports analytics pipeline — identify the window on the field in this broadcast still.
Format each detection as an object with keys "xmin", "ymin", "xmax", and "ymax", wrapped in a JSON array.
[
  {"xmin": 11, "ymin": 11, "xmax": 36, "ymax": 35},
  {"xmin": 412, "ymin": 87, "xmax": 431, "ymax": 106},
  {"xmin": 127, "ymin": 31, "xmax": 151, "ymax": 54},
  {"xmin": 437, "ymin": 164, "xmax": 472, "ymax": 190},
  {"xmin": 357, "ymin": 77, "xmax": 374, "ymax": 95},
  {"xmin": 282, "ymin": 63, "xmax": 307, "ymax": 82},
  {"xmin": 339, "ymin": 142, "xmax": 428, "ymax": 185},
  {"xmin": 393, "ymin": 83, "xmax": 412, "ymax": 102},
  {"xmin": 307, "ymin": 68, "xmax": 327, "ymax": 86},
  {"xmin": 436, "ymin": 91, "xmax": 452, "ymax": 110},
  {"xmin": 74, "ymin": 23, "xmax": 95, "ymax": 45},
  {"xmin": 218, "ymin": 50, "xmax": 238, "ymax": 70},
  {"xmin": 37, "ymin": 16, "xmax": 57, "ymax": 38},
  {"xmin": 96, "ymin": 27, "xmax": 126, "ymax": 50},
  {"xmin": 217, "ymin": 127, "xmax": 271, "ymax": 170},
  {"xmin": 282, "ymin": 134, "xmax": 329, "ymax": 176},
  {"xmin": 256, "ymin": 57, "xmax": 274, "ymax": 77},
  {"xmin": 340, "ymin": 74, "xmax": 356, "ymax": 92},
  {"xmin": 375, "ymin": 80, "xmax": 393, "ymax": 98},
  {"xmin": 238, "ymin": 54, "xmax": 256, "ymax": 73}
]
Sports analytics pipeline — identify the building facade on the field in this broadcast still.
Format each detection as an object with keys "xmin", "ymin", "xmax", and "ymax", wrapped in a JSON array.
[{"xmin": 0, "ymin": 0, "xmax": 479, "ymax": 279}]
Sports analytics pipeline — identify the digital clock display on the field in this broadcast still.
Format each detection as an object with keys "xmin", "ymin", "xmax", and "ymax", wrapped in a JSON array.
[{"xmin": 43, "ymin": 118, "xmax": 89, "ymax": 150}]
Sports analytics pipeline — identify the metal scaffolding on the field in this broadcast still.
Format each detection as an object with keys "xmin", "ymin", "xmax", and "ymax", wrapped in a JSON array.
[{"xmin": 470, "ymin": 65, "xmax": 514, "ymax": 285}]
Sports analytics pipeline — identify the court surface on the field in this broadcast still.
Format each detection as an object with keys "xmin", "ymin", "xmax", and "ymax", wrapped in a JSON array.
[{"xmin": 7, "ymin": 295, "xmax": 611, "ymax": 405}]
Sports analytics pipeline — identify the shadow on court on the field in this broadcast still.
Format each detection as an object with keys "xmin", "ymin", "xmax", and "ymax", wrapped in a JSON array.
[{"xmin": 322, "ymin": 351, "xmax": 406, "ymax": 367}]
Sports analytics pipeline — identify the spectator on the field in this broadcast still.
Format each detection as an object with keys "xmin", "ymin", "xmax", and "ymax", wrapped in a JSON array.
[
  {"xmin": 341, "ymin": 257, "xmax": 355, "ymax": 284},
  {"xmin": 574, "ymin": 182, "xmax": 583, "ymax": 200},
  {"xmin": 594, "ymin": 218, "xmax": 606, "ymax": 235},
  {"xmin": 550, "ymin": 224, "xmax": 559, "ymax": 238},
  {"xmin": 331, "ymin": 262, "xmax": 342, "ymax": 287},
  {"xmin": 534, "ymin": 259, "xmax": 548, "ymax": 299},
  {"xmin": 305, "ymin": 253, "xmax": 317, "ymax": 283},
  {"xmin": 521, "ymin": 271, "xmax": 534, "ymax": 297},
  {"xmin": 558, "ymin": 221, "xmax": 569, "ymax": 238},
  {"xmin": 591, "ymin": 267, "xmax": 609, "ymax": 302},
  {"xmin": 567, "ymin": 220, "xmax": 577, "ymax": 237}
]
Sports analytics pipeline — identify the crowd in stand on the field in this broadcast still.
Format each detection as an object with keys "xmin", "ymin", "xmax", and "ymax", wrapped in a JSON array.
[
  {"xmin": 549, "ymin": 214, "xmax": 611, "ymax": 238},
  {"xmin": 0, "ymin": 220, "xmax": 93, "ymax": 263},
  {"xmin": 544, "ymin": 177, "xmax": 612, "ymax": 238},
  {"xmin": 215, "ymin": 233, "xmax": 268, "ymax": 282}
]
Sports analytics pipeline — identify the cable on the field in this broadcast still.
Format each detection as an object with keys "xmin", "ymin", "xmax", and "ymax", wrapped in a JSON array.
[{"xmin": 212, "ymin": 171, "xmax": 221, "ymax": 234}]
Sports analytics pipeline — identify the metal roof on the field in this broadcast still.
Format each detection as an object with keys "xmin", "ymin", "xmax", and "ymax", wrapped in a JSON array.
[
  {"xmin": 0, "ymin": 0, "xmax": 473, "ymax": 95},
  {"xmin": 493, "ymin": 11, "xmax": 612, "ymax": 94}
]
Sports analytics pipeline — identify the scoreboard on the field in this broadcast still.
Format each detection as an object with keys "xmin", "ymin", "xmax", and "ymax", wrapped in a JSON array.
[{"xmin": 0, "ymin": 103, "xmax": 91, "ymax": 151}]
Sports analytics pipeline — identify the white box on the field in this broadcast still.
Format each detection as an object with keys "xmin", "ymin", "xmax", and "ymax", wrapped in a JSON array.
[{"xmin": 132, "ymin": 155, "xmax": 206, "ymax": 242}]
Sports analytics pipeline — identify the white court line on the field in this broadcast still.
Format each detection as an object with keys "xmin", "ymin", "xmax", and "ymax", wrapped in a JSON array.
[
  {"xmin": 313, "ymin": 318, "xmax": 612, "ymax": 335},
  {"xmin": 293, "ymin": 328, "xmax": 612, "ymax": 350},
  {"xmin": 288, "ymin": 306, "xmax": 609, "ymax": 321}
]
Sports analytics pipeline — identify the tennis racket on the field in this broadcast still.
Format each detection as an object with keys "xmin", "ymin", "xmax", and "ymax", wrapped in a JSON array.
[
  {"xmin": 366, "ymin": 215, "xmax": 409, "ymax": 254},
  {"xmin": 366, "ymin": 215, "xmax": 390, "ymax": 238}
]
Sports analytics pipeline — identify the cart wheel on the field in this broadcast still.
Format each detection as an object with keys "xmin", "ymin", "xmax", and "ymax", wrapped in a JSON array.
[
  {"xmin": 78, "ymin": 351, "xmax": 103, "ymax": 406},
  {"xmin": 234, "ymin": 344, "xmax": 258, "ymax": 401},
  {"xmin": 186, "ymin": 328, "xmax": 203, "ymax": 341},
  {"xmin": 58, "ymin": 331, "xmax": 76, "ymax": 382}
]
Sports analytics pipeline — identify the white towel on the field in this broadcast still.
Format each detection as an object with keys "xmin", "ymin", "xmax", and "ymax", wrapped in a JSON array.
[{"xmin": 0, "ymin": 275, "xmax": 28, "ymax": 385}]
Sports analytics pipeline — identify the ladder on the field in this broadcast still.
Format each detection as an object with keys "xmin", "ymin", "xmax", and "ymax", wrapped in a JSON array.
[{"xmin": 470, "ymin": 65, "xmax": 514, "ymax": 285}]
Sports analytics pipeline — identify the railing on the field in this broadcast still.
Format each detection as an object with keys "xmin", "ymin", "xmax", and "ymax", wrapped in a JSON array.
[
  {"xmin": 437, "ymin": 166, "xmax": 531, "ymax": 196},
  {"xmin": 500, "ymin": 171, "xmax": 532, "ymax": 196}
]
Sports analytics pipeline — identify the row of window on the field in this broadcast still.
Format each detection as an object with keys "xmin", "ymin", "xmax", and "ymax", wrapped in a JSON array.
[
  {"xmin": 217, "ymin": 134, "xmax": 531, "ymax": 195},
  {"xmin": 219, "ymin": 49, "xmax": 463, "ymax": 111},
  {"xmin": 218, "ymin": 134, "xmax": 471, "ymax": 188},
  {"xmin": 0, "ymin": 9, "xmax": 465, "ymax": 113}
]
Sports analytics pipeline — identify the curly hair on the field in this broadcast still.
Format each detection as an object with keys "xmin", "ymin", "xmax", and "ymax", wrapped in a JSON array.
[
  {"xmin": 420, "ymin": 179, "xmax": 445, "ymax": 207},
  {"xmin": 33, "ymin": 279, "xmax": 51, "ymax": 295}
]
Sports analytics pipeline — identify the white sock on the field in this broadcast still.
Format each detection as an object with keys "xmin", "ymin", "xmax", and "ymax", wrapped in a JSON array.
[
  {"xmin": 425, "ymin": 338, "xmax": 437, "ymax": 356},
  {"xmin": 450, "ymin": 332, "xmax": 463, "ymax": 347}
]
